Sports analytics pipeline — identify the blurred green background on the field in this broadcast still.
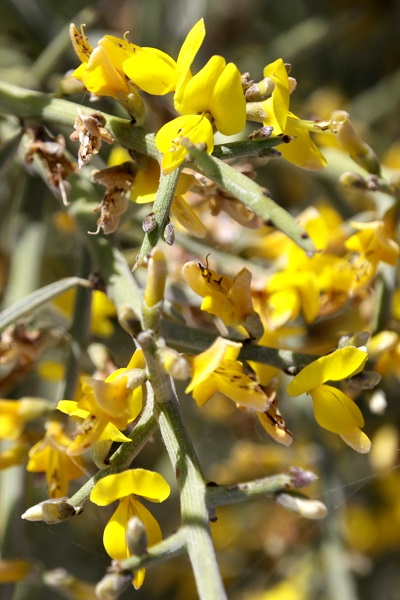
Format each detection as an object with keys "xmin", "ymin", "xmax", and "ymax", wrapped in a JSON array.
[{"xmin": 1, "ymin": 1, "xmax": 400, "ymax": 599}]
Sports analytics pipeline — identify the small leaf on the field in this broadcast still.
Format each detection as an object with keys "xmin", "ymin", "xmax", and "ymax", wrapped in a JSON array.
[{"xmin": 0, "ymin": 277, "xmax": 90, "ymax": 333}]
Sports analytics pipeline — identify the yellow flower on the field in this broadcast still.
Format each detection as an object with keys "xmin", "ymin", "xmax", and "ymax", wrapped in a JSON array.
[
  {"xmin": 123, "ymin": 18, "xmax": 205, "ymax": 95},
  {"xmin": 70, "ymin": 26, "xmax": 134, "ymax": 96},
  {"xmin": 286, "ymin": 346, "xmax": 370, "ymax": 452},
  {"xmin": 266, "ymin": 270, "xmax": 320, "ymax": 328},
  {"xmin": 182, "ymin": 261, "xmax": 263, "ymax": 339},
  {"xmin": 0, "ymin": 398, "xmax": 52, "ymax": 440},
  {"xmin": 251, "ymin": 58, "xmax": 326, "ymax": 169},
  {"xmin": 156, "ymin": 52, "xmax": 246, "ymax": 173},
  {"xmin": 57, "ymin": 350, "xmax": 145, "ymax": 455},
  {"xmin": 345, "ymin": 220, "xmax": 399, "ymax": 267},
  {"xmin": 90, "ymin": 469, "xmax": 170, "ymax": 589},
  {"xmin": 185, "ymin": 337, "xmax": 270, "ymax": 410},
  {"xmin": 26, "ymin": 420, "xmax": 85, "ymax": 498}
]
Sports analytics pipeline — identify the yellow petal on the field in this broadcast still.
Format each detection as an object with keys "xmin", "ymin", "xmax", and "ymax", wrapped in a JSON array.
[
  {"xmin": 340, "ymin": 428, "xmax": 371, "ymax": 453},
  {"xmin": 175, "ymin": 19, "xmax": 206, "ymax": 95},
  {"xmin": 286, "ymin": 347, "xmax": 368, "ymax": 396},
  {"xmin": 171, "ymin": 195, "xmax": 207, "ymax": 238},
  {"xmin": 191, "ymin": 377, "xmax": 218, "ymax": 406},
  {"xmin": 280, "ymin": 113, "xmax": 327, "ymax": 170},
  {"xmin": 262, "ymin": 58, "xmax": 290, "ymax": 134},
  {"xmin": 80, "ymin": 46, "xmax": 129, "ymax": 97},
  {"xmin": 182, "ymin": 260, "xmax": 231, "ymax": 298},
  {"xmin": 69, "ymin": 24, "xmax": 93, "ymax": 63},
  {"xmin": 156, "ymin": 114, "xmax": 214, "ymax": 174},
  {"xmin": 123, "ymin": 48, "xmax": 177, "ymax": 94},
  {"xmin": 213, "ymin": 370, "xmax": 270, "ymax": 411},
  {"xmin": 185, "ymin": 337, "xmax": 241, "ymax": 394},
  {"xmin": 311, "ymin": 385, "xmax": 364, "ymax": 433},
  {"xmin": 210, "ymin": 62, "xmax": 246, "ymax": 135},
  {"xmin": 103, "ymin": 497, "xmax": 130, "ymax": 560},
  {"xmin": 90, "ymin": 469, "xmax": 170, "ymax": 506}
]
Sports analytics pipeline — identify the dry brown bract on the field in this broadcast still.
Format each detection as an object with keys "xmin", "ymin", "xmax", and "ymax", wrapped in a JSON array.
[
  {"xmin": 0, "ymin": 324, "xmax": 65, "ymax": 395},
  {"xmin": 70, "ymin": 110, "xmax": 115, "ymax": 168},
  {"xmin": 90, "ymin": 162, "xmax": 138, "ymax": 234},
  {"xmin": 25, "ymin": 124, "xmax": 77, "ymax": 206}
]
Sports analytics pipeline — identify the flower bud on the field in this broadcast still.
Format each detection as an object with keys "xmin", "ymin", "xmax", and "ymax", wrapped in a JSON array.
[
  {"xmin": 126, "ymin": 517, "xmax": 148, "ymax": 556},
  {"xmin": 285, "ymin": 466, "xmax": 319, "ymax": 488},
  {"xmin": 275, "ymin": 493, "xmax": 328, "ymax": 520},
  {"xmin": 21, "ymin": 498, "xmax": 82, "ymax": 524},
  {"xmin": 143, "ymin": 247, "xmax": 167, "ymax": 308},
  {"xmin": 332, "ymin": 110, "xmax": 381, "ymax": 176},
  {"xmin": 245, "ymin": 77, "xmax": 275, "ymax": 101},
  {"xmin": 338, "ymin": 331, "xmax": 370, "ymax": 349},
  {"xmin": 95, "ymin": 572, "xmax": 132, "ymax": 600},
  {"xmin": 339, "ymin": 171, "xmax": 368, "ymax": 189},
  {"xmin": 163, "ymin": 221, "xmax": 175, "ymax": 245},
  {"xmin": 142, "ymin": 212, "xmax": 157, "ymax": 233},
  {"xmin": 159, "ymin": 347, "xmax": 191, "ymax": 380}
]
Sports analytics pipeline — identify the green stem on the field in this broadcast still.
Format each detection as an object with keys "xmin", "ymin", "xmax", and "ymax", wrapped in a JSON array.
[
  {"xmin": 160, "ymin": 320, "xmax": 318, "ymax": 370},
  {"xmin": 138, "ymin": 332, "xmax": 227, "ymax": 600},
  {"xmin": 206, "ymin": 472, "xmax": 296, "ymax": 507},
  {"xmin": 134, "ymin": 169, "xmax": 181, "ymax": 267}
]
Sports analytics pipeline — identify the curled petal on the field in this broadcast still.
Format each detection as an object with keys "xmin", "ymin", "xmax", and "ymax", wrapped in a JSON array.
[
  {"xmin": 123, "ymin": 48, "xmax": 177, "ymax": 94},
  {"xmin": 175, "ymin": 18, "xmax": 206, "ymax": 94},
  {"xmin": 286, "ymin": 346, "xmax": 368, "ymax": 396},
  {"xmin": 74, "ymin": 46, "xmax": 129, "ymax": 97},
  {"xmin": 262, "ymin": 58, "xmax": 290, "ymax": 134},
  {"xmin": 156, "ymin": 114, "xmax": 214, "ymax": 174},
  {"xmin": 279, "ymin": 113, "xmax": 327, "ymax": 170},
  {"xmin": 185, "ymin": 337, "xmax": 242, "ymax": 394}
]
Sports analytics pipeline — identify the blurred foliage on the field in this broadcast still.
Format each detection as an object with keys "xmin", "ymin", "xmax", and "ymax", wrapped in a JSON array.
[{"xmin": 0, "ymin": 1, "xmax": 400, "ymax": 600}]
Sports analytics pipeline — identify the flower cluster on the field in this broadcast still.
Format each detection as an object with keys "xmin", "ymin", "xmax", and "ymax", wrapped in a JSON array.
[{"xmin": 69, "ymin": 19, "xmax": 327, "ymax": 180}]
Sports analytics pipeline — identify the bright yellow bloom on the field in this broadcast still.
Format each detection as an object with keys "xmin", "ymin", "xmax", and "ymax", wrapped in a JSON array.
[
  {"xmin": 0, "ymin": 398, "xmax": 52, "ymax": 440},
  {"xmin": 123, "ymin": 18, "xmax": 205, "ymax": 95},
  {"xmin": 26, "ymin": 420, "xmax": 85, "ymax": 498},
  {"xmin": 90, "ymin": 469, "xmax": 170, "ymax": 589},
  {"xmin": 266, "ymin": 270, "xmax": 320, "ymax": 328},
  {"xmin": 156, "ymin": 50, "xmax": 246, "ymax": 173},
  {"xmin": 182, "ymin": 261, "xmax": 263, "ymax": 338},
  {"xmin": 254, "ymin": 58, "xmax": 326, "ymax": 169},
  {"xmin": 57, "ymin": 350, "xmax": 145, "ymax": 455},
  {"xmin": 185, "ymin": 337, "xmax": 271, "ymax": 410},
  {"xmin": 286, "ymin": 346, "xmax": 370, "ymax": 452},
  {"xmin": 70, "ymin": 26, "xmax": 135, "ymax": 96}
]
